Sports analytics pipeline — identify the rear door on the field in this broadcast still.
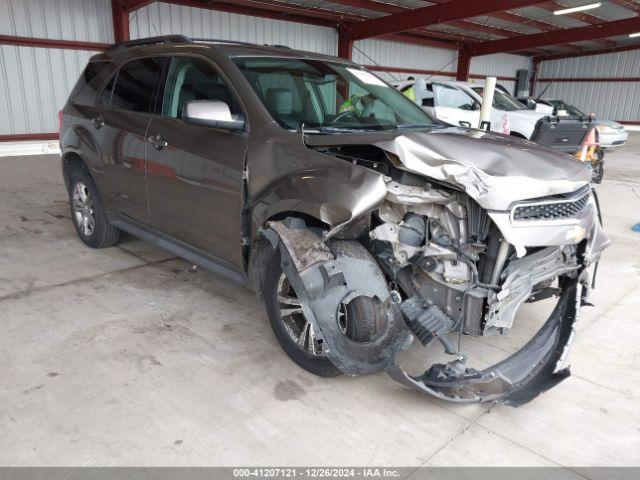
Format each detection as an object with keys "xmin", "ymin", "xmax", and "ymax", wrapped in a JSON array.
[
  {"xmin": 433, "ymin": 83, "xmax": 480, "ymax": 128},
  {"xmin": 144, "ymin": 55, "xmax": 247, "ymax": 268},
  {"xmin": 96, "ymin": 56, "xmax": 168, "ymax": 223}
]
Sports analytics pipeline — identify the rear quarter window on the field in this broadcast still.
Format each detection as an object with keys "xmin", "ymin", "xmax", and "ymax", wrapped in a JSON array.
[
  {"xmin": 68, "ymin": 61, "xmax": 115, "ymax": 106},
  {"xmin": 109, "ymin": 57, "xmax": 167, "ymax": 113}
]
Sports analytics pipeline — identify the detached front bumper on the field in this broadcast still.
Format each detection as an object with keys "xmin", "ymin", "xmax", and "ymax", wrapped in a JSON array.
[{"xmin": 387, "ymin": 280, "xmax": 581, "ymax": 405}]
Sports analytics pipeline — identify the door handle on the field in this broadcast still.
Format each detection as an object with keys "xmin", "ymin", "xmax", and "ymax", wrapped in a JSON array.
[
  {"xmin": 90, "ymin": 116, "xmax": 104, "ymax": 129},
  {"xmin": 148, "ymin": 134, "xmax": 168, "ymax": 151}
]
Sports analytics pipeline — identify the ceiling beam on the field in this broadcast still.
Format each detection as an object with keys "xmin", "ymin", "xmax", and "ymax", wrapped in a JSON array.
[
  {"xmin": 489, "ymin": 10, "xmax": 561, "ymax": 31},
  {"xmin": 332, "ymin": 0, "xmax": 523, "ymax": 39},
  {"xmin": 156, "ymin": 0, "xmax": 468, "ymax": 49},
  {"xmin": 424, "ymin": 0, "xmax": 562, "ymax": 32},
  {"xmin": 470, "ymin": 16, "xmax": 640, "ymax": 55},
  {"xmin": 608, "ymin": 0, "xmax": 640, "ymax": 14},
  {"xmin": 536, "ymin": 2, "xmax": 605, "ymax": 24},
  {"xmin": 445, "ymin": 20, "xmax": 521, "ymax": 37},
  {"xmin": 349, "ymin": 0, "xmax": 549, "ymax": 40}
]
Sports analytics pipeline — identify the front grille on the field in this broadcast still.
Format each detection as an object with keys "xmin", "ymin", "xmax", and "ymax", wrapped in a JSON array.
[{"xmin": 513, "ymin": 190, "xmax": 591, "ymax": 222}]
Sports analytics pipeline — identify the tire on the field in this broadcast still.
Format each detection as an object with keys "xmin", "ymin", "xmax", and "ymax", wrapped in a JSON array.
[
  {"xmin": 592, "ymin": 150, "xmax": 604, "ymax": 184},
  {"xmin": 326, "ymin": 240, "xmax": 386, "ymax": 342},
  {"xmin": 263, "ymin": 239, "xmax": 386, "ymax": 377},
  {"xmin": 67, "ymin": 166, "xmax": 120, "ymax": 249}
]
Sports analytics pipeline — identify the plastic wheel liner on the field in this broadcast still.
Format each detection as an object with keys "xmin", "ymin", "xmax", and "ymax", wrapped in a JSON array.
[{"xmin": 265, "ymin": 219, "xmax": 583, "ymax": 406}]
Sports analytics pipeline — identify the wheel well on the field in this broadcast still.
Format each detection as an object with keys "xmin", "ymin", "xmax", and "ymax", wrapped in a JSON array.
[
  {"xmin": 265, "ymin": 211, "xmax": 330, "ymax": 231},
  {"xmin": 62, "ymin": 153, "xmax": 91, "ymax": 189},
  {"xmin": 509, "ymin": 131, "xmax": 527, "ymax": 139}
]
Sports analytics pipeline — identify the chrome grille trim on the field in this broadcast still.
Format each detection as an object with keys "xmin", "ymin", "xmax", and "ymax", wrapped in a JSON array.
[{"xmin": 511, "ymin": 188, "xmax": 591, "ymax": 223}]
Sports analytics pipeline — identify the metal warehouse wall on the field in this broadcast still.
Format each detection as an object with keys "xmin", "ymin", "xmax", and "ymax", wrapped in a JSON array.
[
  {"xmin": 0, "ymin": 0, "xmax": 113, "ymax": 137},
  {"xmin": 537, "ymin": 50, "xmax": 640, "ymax": 123},
  {"xmin": 471, "ymin": 53, "xmax": 532, "ymax": 95},
  {"xmin": 354, "ymin": 39, "xmax": 531, "ymax": 93},
  {"xmin": 130, "ymin": 2, "xmax": 337, "ymax": 56},
  {"xmin": 353, "ymin": 38, "xmax": 458, "ymax": 83}
]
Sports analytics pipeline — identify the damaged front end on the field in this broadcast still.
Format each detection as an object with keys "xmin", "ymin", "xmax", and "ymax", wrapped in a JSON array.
[{"xmin": 262, "ymin": 130, "xmax": 609, "ymax": 406}]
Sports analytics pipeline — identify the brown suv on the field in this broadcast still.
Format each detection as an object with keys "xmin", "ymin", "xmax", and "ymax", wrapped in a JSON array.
[{"xmin": 61, "ymin": 35, "xmax": 608, "ymax": 405}]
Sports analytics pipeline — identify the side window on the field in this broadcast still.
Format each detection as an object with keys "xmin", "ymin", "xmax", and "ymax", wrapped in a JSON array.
[
  {"xmin": 421, "ymin": 83, "xmax": 435, "ymax": 107},
  {"xmin": 69, "ymin": 61, "xmax": 115, "ymax": 105},
  {"xmin": 161, "ymin": 57, "xmax": 241, "ymax": 119},
  {"xmin": 98, "ymin": 72, "xmax": 117, "ymax": 107},
  {"xmin": 110, "ymin": 57, "xmax": 167, "ymax": 113},
  {"xmin": 434, "ymin": 84, "xmax": 475, "ymax": 109}
]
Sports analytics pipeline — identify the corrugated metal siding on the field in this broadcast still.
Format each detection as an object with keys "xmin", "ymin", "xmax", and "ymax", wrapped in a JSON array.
[
  {"xmin": 0, "ymin": 45, "xmax": 93, "ymax": 134},
  {"xmin": 472, "ymin": 53, "xmax": 531, "ymax": 79},
  {"xmin": 538, "ymin": 50, "xmax": 640, "ymax": 122},
  {"xmin": 539, "ymin": 50, "xmax": 640, "ymax": 78},
  {"xmin": 354, "ymin": 39, "xmax": 530, "ymax": 93},
  {"xmin": 130, "ymin": 2, "xmax": 338, "ymax": 56},
  {"xmin": 0, "ymin": 0, "xmax": 114, "ymax": 43},
  {"xmin": 535, "ymin": 80, "xmax": 640, "ymax": 122},
  {"xmin": 353, "ymin": 38, "xmax": 458, "ymax": 77}
]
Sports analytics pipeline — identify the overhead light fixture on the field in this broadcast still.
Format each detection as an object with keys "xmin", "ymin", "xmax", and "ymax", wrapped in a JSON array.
[
  {"xmin": 553, "ymin": 2, "xmax": 602, "ymax": 15},
  {"xmin": 630, "ymin": 32, "xmax": 640, "ymax": 38}
]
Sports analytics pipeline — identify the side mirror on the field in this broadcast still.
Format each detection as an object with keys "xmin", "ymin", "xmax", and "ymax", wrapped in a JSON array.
[
  {"xmin": 473, "ymin": 101, "xmax": 481, "ymax": 110},
  {"xmin": 183, "ymin": 100, "xmax": 245, "ymax": 131}
]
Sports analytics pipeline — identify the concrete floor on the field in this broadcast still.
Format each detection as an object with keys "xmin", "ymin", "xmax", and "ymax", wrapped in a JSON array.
[{"xmin": 1, "ymin": 135, "xmax": 639, "ymax": 468}]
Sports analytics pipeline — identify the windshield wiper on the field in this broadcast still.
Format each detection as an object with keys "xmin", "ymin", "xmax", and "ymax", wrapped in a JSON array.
[
  {"xmin": 396, "ymin": 123, "xmax": 438, "ymax": 130},
  {"xmin": 312, "ymin": 125, "xmax": 396, "ymax": 134}
]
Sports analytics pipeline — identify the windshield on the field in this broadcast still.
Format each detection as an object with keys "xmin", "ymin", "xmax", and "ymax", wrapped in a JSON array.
[
  {"xmin": 550, "ymin": 100, "xmax": 584, "ymax": 116},
  {"xmin": 232, "ymin": 57, "xmax": 434, "ymax": 130},
  {"xmin": 471, "ymin": 86, "xmax": 527, "ymax": 112}
]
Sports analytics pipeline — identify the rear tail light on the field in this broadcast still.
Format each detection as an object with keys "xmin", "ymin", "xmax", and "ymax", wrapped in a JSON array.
[
  {"xmin": 58, "ymin": 110, "xmax": 63, "ymax": 132},
  {"xmin": 574, "ymin": 126, "xmax": 598, "ymax": 163}
]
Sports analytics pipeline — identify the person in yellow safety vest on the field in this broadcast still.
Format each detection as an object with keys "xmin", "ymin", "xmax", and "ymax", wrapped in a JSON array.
[
  {"xmin": 338, "ymin": 94, "xmax": 396, "ymax": 122},
  {"xmin": 338, "ymin": 94, "xmax": 370, "ymax": 117},
  {"xmin": 402, "ymin": 84, "xmax": 417, "ymax": 102}
]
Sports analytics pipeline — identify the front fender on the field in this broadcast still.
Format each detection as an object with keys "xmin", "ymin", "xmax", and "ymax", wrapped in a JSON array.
[{"xmin": 248, "ymin": 137, "xmax": 387, "ymax": 235}]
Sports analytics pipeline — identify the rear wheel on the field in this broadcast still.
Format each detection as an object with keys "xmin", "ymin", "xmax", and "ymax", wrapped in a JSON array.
[
  {"xmin": 263, "ymin": 239, "xmax": 386, "ymax": 377},
  {"xmin": 67, "ymin": 167, "xmax": 120, "ymax": 248}
]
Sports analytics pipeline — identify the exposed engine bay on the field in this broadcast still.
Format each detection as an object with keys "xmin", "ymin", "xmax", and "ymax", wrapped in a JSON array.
[{"xmin": 261, "ymin": 133, "xmax": 610, "ymax": 406}]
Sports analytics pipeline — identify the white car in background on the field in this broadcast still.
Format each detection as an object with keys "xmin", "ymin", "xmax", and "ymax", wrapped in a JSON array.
[{"xmin": 396, "ymin": 79, "xmax": 546, "ymax": 139}]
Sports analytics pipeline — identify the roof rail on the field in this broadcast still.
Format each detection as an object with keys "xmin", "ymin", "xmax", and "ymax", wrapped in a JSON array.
[
  {"xmin": 107, "ymin": 35, "xmax": 295, "ymax": 52},
  {"xmin": 107, "ymin": 35, "xmax": 192, "ymax": 51},
  {"xmin": 190, "ymin": 38, "xmax": 257, "ymax": 46},
  {"xmin": 191, "ymin": 38, "xmax": 292, "ymax": 49}
]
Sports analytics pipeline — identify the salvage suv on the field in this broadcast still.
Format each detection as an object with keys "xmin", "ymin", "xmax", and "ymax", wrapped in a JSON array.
[{"xmin": 60, "ymin": 36, "xmax": 609, "ymax": 405}]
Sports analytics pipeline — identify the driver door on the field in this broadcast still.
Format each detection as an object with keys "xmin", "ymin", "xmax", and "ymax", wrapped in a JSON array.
[
  {"xmin": 433, "ymin": 83, "xmax": 480, "ymax": 128},
  {"xmin": 144, "ymin": 55, "xmax": 247, "ymax": 268}
]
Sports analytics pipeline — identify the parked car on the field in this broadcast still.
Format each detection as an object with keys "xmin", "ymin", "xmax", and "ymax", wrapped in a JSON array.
[
  {"xmin": 518, "ymin": 97, "xmax": 628, "ymax": 148},
  {"xmin": 395, "ymin": 79, "xmax": 546, "ymax": 138},
  {"xmin": 60, "ymin": 35, "xmax": 608, "ymax": 405}
]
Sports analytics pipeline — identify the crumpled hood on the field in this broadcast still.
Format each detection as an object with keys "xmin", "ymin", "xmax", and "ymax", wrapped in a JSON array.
[{"xmin": 306, "ymin": 127, "xmax": 590, "ymax": 211}]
